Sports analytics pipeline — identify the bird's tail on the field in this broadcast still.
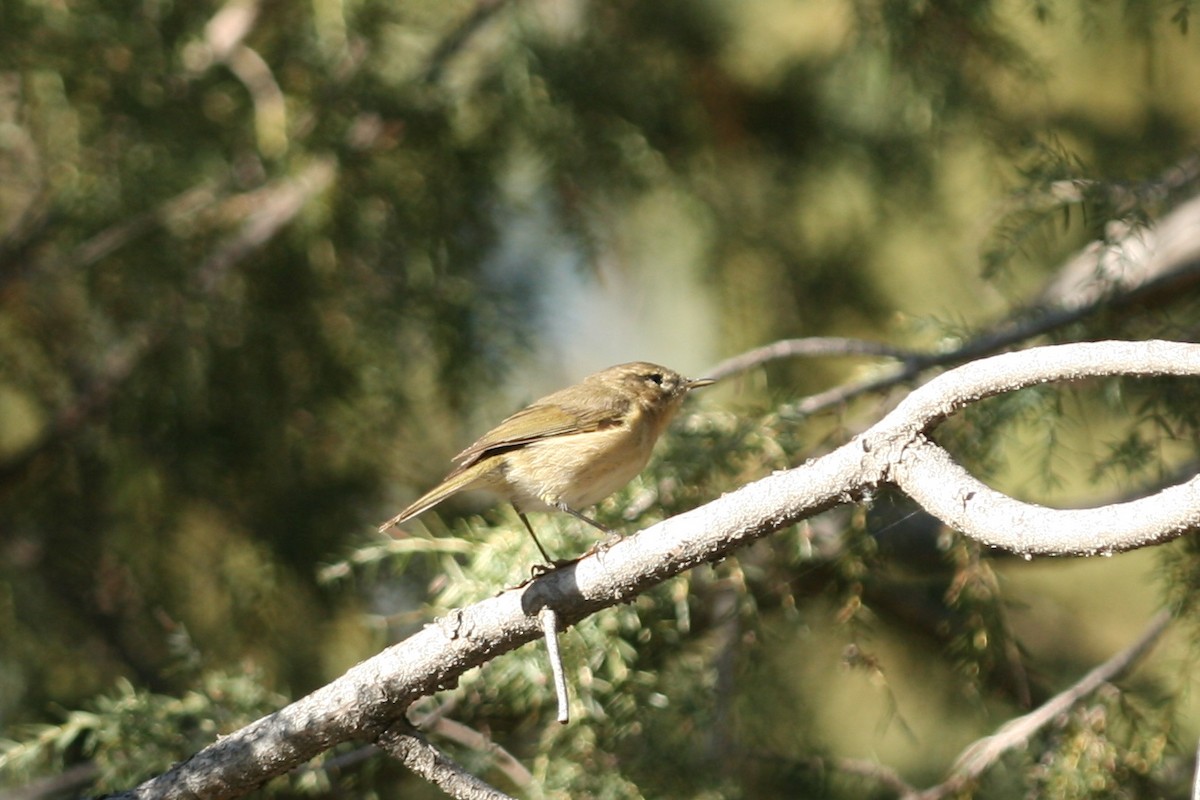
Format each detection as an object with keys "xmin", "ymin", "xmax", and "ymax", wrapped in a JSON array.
[{"xmin": 376, "ymin": 462, "xmax": 491, "ymax": 533}]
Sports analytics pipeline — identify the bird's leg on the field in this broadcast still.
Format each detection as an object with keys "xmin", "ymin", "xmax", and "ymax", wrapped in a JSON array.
[
  {"xmin": 518, "ymin": 503, "xmax": 620, "ymax": 570},
  {"xmin": 516, "ymin": 507, "xmax": 554, "ymax": 564},
  {"xmin": 552, "ymin": 502, "xmax": 615, "ymax": 535},
  {"xmin": 552, "ymin": 502, "xmax": 623, "ymax": 554}
]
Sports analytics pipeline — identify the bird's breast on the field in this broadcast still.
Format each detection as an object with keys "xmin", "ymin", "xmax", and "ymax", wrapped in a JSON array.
[{"xmin": 502, "ymin": 412, "xmax": 661, "ymax": 511}]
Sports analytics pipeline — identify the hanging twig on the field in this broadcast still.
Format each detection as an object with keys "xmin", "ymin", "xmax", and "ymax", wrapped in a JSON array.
[{"xmin": 539, "ymin": 607, "xmax": 570, "ymax": 724}]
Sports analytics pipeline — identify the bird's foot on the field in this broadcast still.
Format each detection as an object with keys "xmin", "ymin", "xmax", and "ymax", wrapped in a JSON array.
[{"xmin": 581, "ymin": 532, "xmax": 623, "ymax": 558}]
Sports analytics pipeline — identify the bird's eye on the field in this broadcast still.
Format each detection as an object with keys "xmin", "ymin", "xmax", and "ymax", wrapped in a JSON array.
[{"xmin": 644, "ymin": 372, "xmax": 664, "ymax": 386}]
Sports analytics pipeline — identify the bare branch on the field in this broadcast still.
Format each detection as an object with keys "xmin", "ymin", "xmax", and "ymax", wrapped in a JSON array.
[
  {"xmin": 423, "ymin": 0, "xmax": 513, "ymax": 85},
  {"xmin": 721, "ymin": 189, "xmax": 1200, "ymax": 418},
  {"xmin": 894, "ymin": 437, "xmax": 1200, "ymax": 556},
  {"xmin": 911, "ymin": 609, "xmax": 1173, "ymax": 799},
  {"xmin": 106, "ymin": 339, "xmax": 1200, "ymax": 800},
  {"xmin": 223, "ymin": 45, "xmax": 288, "ymax": 158},
  {"xmin": 202, "ymin": 0, "xmax": 260, "ymax": 61},
  {"xmin": 832, "ymin": 756, "xmax": 918, "ymax": 796},
  {"xmin": 1040, "ymin": 190, "xmax": 1200, "ymax": 312},
  {"xmin": 68, "ymin": 184, "xmax": 220, "ymax": 269},
  {"xmin": 705, "ymin": 337, "xmax": 923, "ymax": 382},
  {"xmin": 0, "ymin": 161, "xmax": 335, "ymax": 486},
  {"xmin": 376, "ymin": 722, "xmax": 514, "ymax": 800},
  {"xmin": 417, "ymin": 717, "xmax": 533, "ymax": 789},
  {"xmin": 0, "ymin": 762, "xmax": 99, "ymax": 800},
  {"xmin": 186, "ymin": 0, "xmax": 287, "ymax": 157},
  {"xmin": 883, "ymin": 341, "xmax": 1200, "ymax": 555},
  {"xmin": 194, "ymin": 159, "xmax": 336, "ymax": 293}
]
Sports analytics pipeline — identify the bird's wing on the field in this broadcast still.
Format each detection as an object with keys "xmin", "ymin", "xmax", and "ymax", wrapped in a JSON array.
[{"xmin": 450, "ymin": 397, "xmax": 627, "ymax": 470}]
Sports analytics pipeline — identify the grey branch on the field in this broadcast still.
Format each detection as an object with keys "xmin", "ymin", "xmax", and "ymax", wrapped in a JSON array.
[
  {"xmin": 416, "ymin": 716, "xmax": 532, "ymax": 789},
  {"xmin": 882, "ymin": 340, "xmax": 1200, "ymax": 555},
  {"xmin": 713, "ymin": 182, "xmax": 1200, "ymax": 417},
  {"xmin": 377, "ymin": 722, "xmax": 514, "ymax": 800},
  {"xmin": 705, "ymin": 337, "xmax": 924, "ymax": 382}
]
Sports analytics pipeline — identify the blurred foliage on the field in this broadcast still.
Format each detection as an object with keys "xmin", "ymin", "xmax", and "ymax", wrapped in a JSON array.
[
  {"xmin": 3, "ymin": 0, "xmax": 1200, "ymax": 797},
  {"xmin": 0, "ymin": 671, "xmax": 285, "ymax": 794}
]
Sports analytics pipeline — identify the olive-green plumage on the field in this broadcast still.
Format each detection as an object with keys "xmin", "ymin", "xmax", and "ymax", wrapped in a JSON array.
[{"xmin": 379, "ymin": 361, "xmax": 713, "ymax": 561}]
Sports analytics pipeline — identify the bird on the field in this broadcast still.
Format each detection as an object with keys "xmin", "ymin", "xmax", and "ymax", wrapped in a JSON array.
[{"xmin": 378, "ymin": 361, "xmax": 714, "ymax": 561}]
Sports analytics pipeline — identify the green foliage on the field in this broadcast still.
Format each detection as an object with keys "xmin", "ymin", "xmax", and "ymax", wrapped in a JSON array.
[
  {"xmin": 0, "ymin": 672, "xmax": 284, "ymax": 793},
  {"xmin": 971, "ymin": 685, "xmax": 1180, "ymax": 799}
]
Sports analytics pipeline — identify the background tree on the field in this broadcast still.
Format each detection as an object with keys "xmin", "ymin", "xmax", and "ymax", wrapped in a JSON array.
[{"xmin": 1, "ymin": 0, "xmax": 1199, "ymax": 798}]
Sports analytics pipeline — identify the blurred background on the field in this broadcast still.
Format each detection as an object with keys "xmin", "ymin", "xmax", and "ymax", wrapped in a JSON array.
[{"xmin": 3, "ymin": 0, "xmax": 1200, "ymax": 797}]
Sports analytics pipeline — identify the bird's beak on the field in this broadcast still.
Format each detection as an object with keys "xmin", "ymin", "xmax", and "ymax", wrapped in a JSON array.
[{"xmin": 687, "ymin": 377, "xmax": 716, "ymax": 390}]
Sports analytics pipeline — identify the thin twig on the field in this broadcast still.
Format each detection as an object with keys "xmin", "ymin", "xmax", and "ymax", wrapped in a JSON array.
[
  {"xmin": 420, "ymin": 717, "xmax": 533, "ymax": 789},
  {"xmin": 0, "ymin": 162, "xmax": 334, "ymax": 489},
  {"xmin": 68, "ymin": 184, "xmax": 219, "ymax": 269},
  {"xmin": 704, "ymin": 337, "xmax": 923, "ymax": 382},
  {"xmin": 708, "ymin": 580, "xmax": 740, "ymax": 768},
  {"xmin": 298, "ymin": 701, "xmax": 533, "ymax": 789},
  {"xmin": 709, "ymin": 188, "xmax": 1200, "ymax": 418},
  {"xmin": 377, "ymin": 722, "xmax": 514, "ymax": 800},
  {"xmin": 777, "ymin": 305, "xmax": 1088, "ymax": 418},
  {"xmin": 423, "ymin": 0, "xmax": 513, "ymax": 85},
  {"xmin": 223, "ymin": 45, "xmax": 288, "ymax": 157},
  {"xmin": 194, "ymin": 159, "xmax": 335, "ymax": 293},
  {"xmin": 0, "ymin": 762, "xmax": 99, "ymax": 800},
  {"xmin": 912, "ymin": 608, "xmax": 1173, "ymax": 799},
  {"xmin": 832, "ymin": 756, "xmax": 918, "ymax": 796},
  {"xmin": 539, "ymin": 607, "xmax": 570, "ymax": 724}
]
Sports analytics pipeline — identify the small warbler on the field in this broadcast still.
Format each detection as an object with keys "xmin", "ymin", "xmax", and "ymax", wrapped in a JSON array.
[{"xmin": 378, "ymin": 361, "xmax": 714, "ymax": 561}]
